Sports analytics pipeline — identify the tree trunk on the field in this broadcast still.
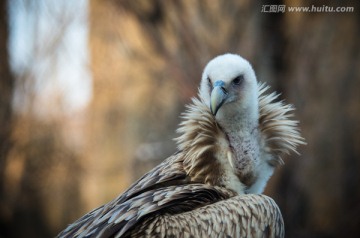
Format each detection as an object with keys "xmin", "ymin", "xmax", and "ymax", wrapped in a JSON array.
[{"xmin": 0, "ymin": 0, "xmax": 14, "ymax": 218}]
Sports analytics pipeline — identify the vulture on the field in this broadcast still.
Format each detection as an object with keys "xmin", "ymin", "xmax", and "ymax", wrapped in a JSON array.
[{"xmin": 58, "ymin": 54, "xmax": 305, "ymax": 238}]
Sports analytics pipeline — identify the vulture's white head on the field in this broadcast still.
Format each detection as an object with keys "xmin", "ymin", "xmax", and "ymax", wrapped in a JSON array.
[{"xmin": 199, "ymin": 54, "xmax": 259, "ymax": 128}]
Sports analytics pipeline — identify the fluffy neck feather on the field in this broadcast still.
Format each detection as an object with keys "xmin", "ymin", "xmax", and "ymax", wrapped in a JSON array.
[
  {"xmin": 258, "ymin": 83, "xmax": 306, "ymax": 165},
  {"xmin": 175, "ymin": 83, "xmax": 305, "ymax": 191},
  {"xmin": 175, "ymin": 98, "xmax": 227, "ymax": 186}
]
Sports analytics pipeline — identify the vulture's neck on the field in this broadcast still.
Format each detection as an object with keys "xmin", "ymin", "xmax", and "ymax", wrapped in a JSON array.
[
  {"xmin": 216, "ymin": 107, "xmax": 261, "ymax": 189},
  {"xmin": 216, "ymin": 108, "xmax": 259, "ymax": 137}
]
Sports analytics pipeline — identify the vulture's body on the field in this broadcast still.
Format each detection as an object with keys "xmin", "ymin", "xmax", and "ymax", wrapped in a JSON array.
[{"xmin": 58, "ymin": 54, "xmax": 305, "ymax": 238}]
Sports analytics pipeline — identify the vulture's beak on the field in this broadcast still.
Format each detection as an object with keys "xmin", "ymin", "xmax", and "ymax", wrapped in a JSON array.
[{"xmin": 210, "ymin": 80, "xmax": 228, "ymax": 116}]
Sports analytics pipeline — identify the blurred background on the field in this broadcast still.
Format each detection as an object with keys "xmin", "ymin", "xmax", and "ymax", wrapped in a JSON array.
[{"xmin": 0, "ymin": 0, "xmax": 359, "ymax": 237}]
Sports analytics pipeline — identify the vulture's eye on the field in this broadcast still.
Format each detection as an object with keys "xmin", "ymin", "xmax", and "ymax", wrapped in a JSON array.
[
  {"xmin": 207, "ymin": 77, "xmax": 212, "ymax": 87},
  {"xmin": 232, "ymin": 75, "xmax": 244, "ymax": 86}
]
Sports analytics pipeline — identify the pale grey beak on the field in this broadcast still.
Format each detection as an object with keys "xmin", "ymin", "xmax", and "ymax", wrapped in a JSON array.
[{"xmin": 210, "ymin": 80, "xmax": 228, "ymax": 116}]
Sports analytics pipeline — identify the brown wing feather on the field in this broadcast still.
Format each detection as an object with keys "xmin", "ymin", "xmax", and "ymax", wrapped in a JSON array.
[
  {"xmin": 119, "ymin": 152, "xmax": 187, "ymax": 202},
  {"xmin": 58, "ymin": 184, "xmax": 235, "ymax": 238},
  {"xmin": 128, "ymin": 194, "xmax": 284, "ymax": 238},
  {"xmin": 57, "ymin": 152, "xmax": 189, "ymax": 238}
]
